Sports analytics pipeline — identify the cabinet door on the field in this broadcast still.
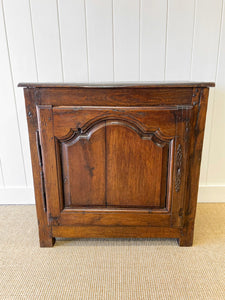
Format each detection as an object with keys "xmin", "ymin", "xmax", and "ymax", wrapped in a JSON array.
[{"xmin": 37, "ymin": 105, "xmax": 191, "ymax": 228}]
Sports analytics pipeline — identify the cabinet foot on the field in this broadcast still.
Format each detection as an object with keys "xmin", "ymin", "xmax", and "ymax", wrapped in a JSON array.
[
  {"xmin": 178, "ymin": 237, "xmax": 193, "ymax": 247},
  {"xmin": 39, "ymin": 236, "xmax": 56, "ymax": 247},
  {"xmin": 178, "ymin": 230, "xmax": 194, "ymax": 246}
]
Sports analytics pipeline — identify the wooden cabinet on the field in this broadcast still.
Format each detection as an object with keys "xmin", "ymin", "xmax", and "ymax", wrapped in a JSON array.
[{"xmin": 19, "ymin": 82, "xmax": 214, "ymax": 247}]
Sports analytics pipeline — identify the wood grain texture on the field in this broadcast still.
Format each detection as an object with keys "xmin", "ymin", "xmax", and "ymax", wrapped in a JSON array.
[
  {"xmin": 58, "ymin": 210, "xmax": 171, "ymax": 227},
  {"xmin": 106, "ymin": 124, "xmax": 167, "ymax": 208},
  {"xmin": 37, "ymin": 87, "xmax": 195, "ymax": 108},
  {"xmin": 180, "ymin": 88, "xmax": 210, "ymax": 246},
  {"xmin": 61, "ymin": 124, "xmax": 106, "ymax": 207},
  {"xmin": 18, "ymin": 82, "xmax": 215, "ymax": 88},
  {"xmin": 21, "ymin": 84, "xmax": 213, "ymax": 247},
  {"xmin": 53, "ymin": 107, "xmax": 176, "ymax": 213},
  {"xmin": 52, "ymin": 107, "xmax": 177, "ymax": 138},
  {"xmin": 24, "ymin": 89, "xmax": 55, "ymax": 247},
  {"xmin": 52, "ymin": 226, "xmax": 181, "ymax": 239},
  {"xmin": 37, "ymin": 105, "xmax": 61, "ymax": 223}
]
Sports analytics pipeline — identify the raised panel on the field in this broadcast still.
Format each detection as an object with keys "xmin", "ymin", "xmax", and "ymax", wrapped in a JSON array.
[
  {"xmin": 54, "ymin": 115, "xmax": 174, "ymax": 210},
  {"xmin": 36, "ymin": 103, "xmax": 193, "ymax": 230},
  {"xmin": 53, "ymin": 106, "xmax": 177, "ymax": 139},
  {"xmin": 60, "ymin": 125, "xmax": 106, "ymax": 207},
  {"xmin": 106, "ymin": 124, "xmax": 169, "ymax": 208}
]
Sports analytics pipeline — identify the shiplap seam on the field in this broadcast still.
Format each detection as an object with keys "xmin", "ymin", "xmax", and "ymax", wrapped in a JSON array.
[
  {"xmin": 28, "ymin": 0, "xmax": 39, "ymax": 81},
  {"xmin": 83, "ymin": 0, "xmax": 90, "ymax": 82},
  {"xmin": 190, "ymin": 0, "xmax": 197, "ymax": 79},
  {"xmin": 0, "ymin": 159, "xmax": 5, "ymax": 187},
  {"xmin": 138, "ymin": 0, "xmax": 141, "ymax": 81},
  {"xmin": 139, "ymin": 0, "xmax": 142, "ymax": 81},
  {"xmin": 56, "ymin": 0, "xmax": 65, "ymax": 82},
  {"xmin": 206, "ymin": 0, "xmax": 225, "ymax": 184},
  {"xmin": 164, "ymin": 0, "xmax": 169, "ymax": 80},
  {"xmin": 1, "ymin": 0, "xmax": 27, "ymax": 185},
  {"xmin": 112, "ymin": 0, "xmax": 115, "ymax": 81}
]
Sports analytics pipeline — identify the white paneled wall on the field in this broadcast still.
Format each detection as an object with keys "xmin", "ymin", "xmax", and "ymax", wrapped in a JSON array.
[{"xmin": 0, "ymin": 0, "xmax": 225, "ymax": 204}]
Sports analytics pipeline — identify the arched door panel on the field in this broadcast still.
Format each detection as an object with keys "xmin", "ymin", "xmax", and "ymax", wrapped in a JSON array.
[
  {"xmin": 60, "ymin": 121, "xmax": 170, "ymax": 209},
  {"xmin": 37, "ymin": 105, "xmax": 190, "ymax": 228}
]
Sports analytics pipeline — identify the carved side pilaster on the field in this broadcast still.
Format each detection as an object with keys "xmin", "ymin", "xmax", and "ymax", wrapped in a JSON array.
[{"xmin": 175, "ymin": 144, "xmax": 182, "ymax": 192}]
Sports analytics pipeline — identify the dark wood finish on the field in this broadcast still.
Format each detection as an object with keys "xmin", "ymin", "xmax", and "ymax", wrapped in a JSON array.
[
  {"xmin": 61, "ymin": 125, "xmax": 106, "ymax": 207},
  {"xmin": 106, "ymin": 123, "xmax": 168, "ymax": 208},
  {"xmin": 18, "ymin": 81, "xmax": 215, "ymax": 88},
  {"xmin": 20, "ymin": 82, "xmax": 214, "ymax": 247},
  {"xmin": 52, "ymin": 226, "xmax": 181, "ymax": 239},
  {"xmin": 23, "ymin": 90, "xmax": 55, "ymax": 247}
]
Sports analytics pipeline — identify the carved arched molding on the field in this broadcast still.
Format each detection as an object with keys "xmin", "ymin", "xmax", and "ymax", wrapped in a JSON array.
[{"xmin": 57, "ymin": 118, "xmax": 174, "ymax": 148}]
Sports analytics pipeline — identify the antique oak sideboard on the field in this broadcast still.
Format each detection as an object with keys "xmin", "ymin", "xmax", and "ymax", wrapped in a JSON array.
[{"xmin": 19, "ymin": 82, "xmax": 214, "ymax": 247}]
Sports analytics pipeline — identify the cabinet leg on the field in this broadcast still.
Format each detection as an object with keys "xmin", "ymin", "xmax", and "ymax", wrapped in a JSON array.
[
  {"xmin": 178, "ymin": 236, "xmax": 193, "ymax": 247},
  {"xmin": 38, "ymin": 230, "xmax": 55, "ymax": 247},
  {"xmin": 178, "ymin": 226, "xmax": 194, "ymax": 247},
  {"xmin": 39, "ymin": 236, "xmax": 55, "ymax": 247}
]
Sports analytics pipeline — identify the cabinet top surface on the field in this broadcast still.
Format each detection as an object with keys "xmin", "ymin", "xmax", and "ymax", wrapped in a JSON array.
[{"xmin": 18, "ymin": 81, "xmax": 215, "ymax": 88}]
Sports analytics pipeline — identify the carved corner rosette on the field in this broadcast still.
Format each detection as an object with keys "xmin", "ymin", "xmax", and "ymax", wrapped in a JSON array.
[{"xmin": 175, "ymin": 144, "xmax": 182, "ymax": 192}]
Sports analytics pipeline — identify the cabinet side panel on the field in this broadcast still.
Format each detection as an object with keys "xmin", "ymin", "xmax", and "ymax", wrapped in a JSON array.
[
  {"xmin": 37, "ymin": 105, "xmax": 61, "ymax": 221},
  {"xmin": 24, "ymin": 89, "xmax": 55, "ymax": 247},
  {"xmin": 180, "ymin": 88, "xmax": 210, "ymax": 246}
]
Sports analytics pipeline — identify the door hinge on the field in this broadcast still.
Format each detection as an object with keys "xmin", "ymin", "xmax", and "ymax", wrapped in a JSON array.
[{"xmin": 36, "ymin": 130, "xmax": 47, "ymax": 212}]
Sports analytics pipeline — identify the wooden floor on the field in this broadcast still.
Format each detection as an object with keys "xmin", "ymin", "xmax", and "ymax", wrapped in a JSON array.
[{"xmin": 0, "ymin": 203, "xmax": 224, "ymax": 299}]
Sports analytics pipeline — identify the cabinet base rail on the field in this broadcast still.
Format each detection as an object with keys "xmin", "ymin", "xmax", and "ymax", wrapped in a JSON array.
[{"xmin": 38, "ymin": 225, "xmax": 193, "ymax": 247}]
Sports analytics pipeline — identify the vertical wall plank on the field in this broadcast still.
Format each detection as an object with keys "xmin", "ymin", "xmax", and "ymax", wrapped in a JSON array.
[
  {"xmin": 140, "ymin": 0, "xmax": 167, "ymax": 81},
  {"xmin": 0, "ymin": 0, "xmax": 225, "ymax": 201},
  {"xmin": 0, "ymin": 1, "xmax": 26, "ymax": 186},
  {"xmin": 207, "ymin": 0, "xmax": 225, "ymax": 184},
  {"xmin": 58, "ymin": 0, "xmax": 88, "ymax": 82},
  {"xmin": 85, "ymin": 0, "xmax": 113, "ymax": 82},
  {"xmin": 165, "ymin": 0, "xmax": 195, "ymax": 80},
  {"xmin": 191, "ymin": 0, "xmax": 223, "ymax": 81},
  {"xmin": 113, "ymin": 0, "xmax": 140, "ymax": 81},
  {"xmin": 3, "ymin": 0, "xmax": 38, "ymax": 186},
  {"xmin": 191, "ymin": 0, "xmax": 223, "ymax": 184},
  {"xmin": 0, "ymin": 159, "xmax": 4, "ymax": 187},
  {"xmin": 30, "ymin": 0, "xmax": 63, "ymax": 81}
]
